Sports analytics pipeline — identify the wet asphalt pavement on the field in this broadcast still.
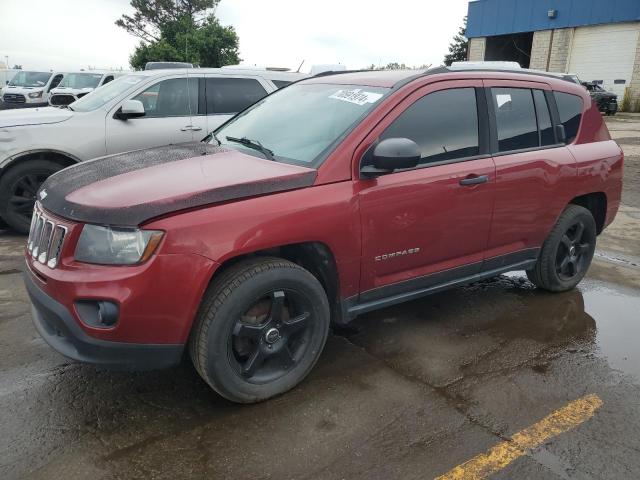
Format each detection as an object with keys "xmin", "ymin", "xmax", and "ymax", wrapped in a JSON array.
[{"xmin": 2, "ymin": 118, "xmax": 640, "ymax": 479}]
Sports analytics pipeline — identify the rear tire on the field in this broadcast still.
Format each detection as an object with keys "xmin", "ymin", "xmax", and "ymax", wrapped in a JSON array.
[
  {"xmin": 190, "ymin": 257, "xmax": 330, "ymax": 403},
  {"xmin": 526, "ymin": 205, "xmax": 596, "ymax": 292},
  {"xmin": 0, "ymin": 160, "xmax": 62, "ymax": 234}
]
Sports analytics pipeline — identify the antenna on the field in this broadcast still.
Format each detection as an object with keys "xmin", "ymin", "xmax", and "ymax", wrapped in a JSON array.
[{"xmin": 296, "ymin": 60, "xmax": 305, "ymax": 73}]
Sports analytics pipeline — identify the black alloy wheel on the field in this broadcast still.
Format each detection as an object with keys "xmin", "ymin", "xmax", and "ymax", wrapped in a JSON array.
[
  {"xmin": 190, "ymin": 257, "xmax": 330, "ymax": 403},
  {"xmin": 0, "ymin": 160, "xmax": 62, "ymax": 233},
  {"xmin": 8, "ymin": 173, "xmax": 47, "ymax": 218},
  {"xmin": 230, "ymin": 289, "xmax": 314, "ymax": 383},
  {"xmin": 527, "ymin": 204, "xmax": 597, "ymax": 292},
  {"xmin": 555, "ymin": 220, "xmax": 591, "ymax": 281}
]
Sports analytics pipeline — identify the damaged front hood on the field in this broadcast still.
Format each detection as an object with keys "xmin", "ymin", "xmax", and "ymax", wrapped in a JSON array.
[
  {"xmin": 0, "ymin": 106, "xmax": 74, "ymax": 128},
  {"xmin": 38, "ymin": 142, "xmax": 317, "ymax": 226}
]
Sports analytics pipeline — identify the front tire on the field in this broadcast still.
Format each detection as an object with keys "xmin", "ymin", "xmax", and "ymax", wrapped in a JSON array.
[
  {"xmin": 0, "ymin": 160, "xmax": 62, "ymax": 233},
  {"xmin": 526, "ymin": 205, "xmax": 597, "ymax": 292},
  {"xmin": 190, "ymin": 257, "xmax": 330, "ymax": 403}
]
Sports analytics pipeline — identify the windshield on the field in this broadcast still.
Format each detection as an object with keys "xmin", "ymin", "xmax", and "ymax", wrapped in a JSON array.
[
  {"xmin": 71, "ymin": 74, "xmax": 148, "ymax": 112},
  {"xmin": 213, "ymin": 83, "xmax": 388, "ymax": 165},
  {"xmin": 8, "ymin": 71, "xmax": 52, "ymax": 88},
  {"xmin": 59, "ymin": 73, "xmax": 103, "ymax": 89}
]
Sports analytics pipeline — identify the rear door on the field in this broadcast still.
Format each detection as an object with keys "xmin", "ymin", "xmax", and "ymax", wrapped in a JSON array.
[
  {"xmin": 357, "ymin": 81, "xmax": 496, "ymax": 299},
  {"xmin": 204, "ymin": 75, "xmax": 270, "ymax": 132},
  {"xmin": 483, "ymin": 80, "xmax": 578, "ymax": 269},
  {"xmin": 105, "ymin": 74, "xmax": 199, "ymax": 154}
]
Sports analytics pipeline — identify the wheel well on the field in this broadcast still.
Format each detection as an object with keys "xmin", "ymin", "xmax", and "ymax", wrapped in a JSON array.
[
  {"xmin": 1, "ymin": 151, "xmax": 77, "ymax": 176},
  {"xmin": 569, "ymin": 192, "xmax": 607, "ymax": 234},
  {"xmin": 214, "ymin": 242, "xmax": 343, "ymax": 324}
]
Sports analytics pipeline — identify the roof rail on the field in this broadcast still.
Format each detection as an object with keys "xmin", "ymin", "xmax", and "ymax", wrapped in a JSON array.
[{"xmin": 312, "ymin": 69, "xmax": 373, "ymax": 78}]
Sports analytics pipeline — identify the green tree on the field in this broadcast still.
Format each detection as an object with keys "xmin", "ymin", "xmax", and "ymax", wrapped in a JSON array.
[
  {"xmin": 116, "ymin": 0, "xmax": 240, "ymax": 69},
  {"xmin": 443, "ymin": 17, "xmax": 468, "ymax": 66}
]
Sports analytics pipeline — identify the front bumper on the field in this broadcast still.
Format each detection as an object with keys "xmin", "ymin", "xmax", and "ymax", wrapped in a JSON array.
[{"xmin": 24, "ymin": 269, "xmax": 184, "ymax": 370}]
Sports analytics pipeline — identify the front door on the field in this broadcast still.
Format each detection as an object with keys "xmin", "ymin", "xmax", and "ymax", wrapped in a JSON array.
[
  {"xmin": 357, "ymin": 82, "xmax": 496, "ymax": 300},
  {"xmin": 105, "ymin": 75, "xmax": 199, "ymax": 155}
]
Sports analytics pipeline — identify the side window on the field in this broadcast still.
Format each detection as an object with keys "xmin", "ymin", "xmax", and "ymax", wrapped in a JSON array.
[
  {"xmin": 206, "ymin": 77, "xmax": 267, "ymax": 114},
  {"xmin": 380, "ymin": 88, "xmax": 479, "ymax": 165},
  {"xmin": 133, "ymin": 78, "xmax": 197, "ymax": 118},
  {"xmin": 491, "ymin": 88, "xmax": 538, "ymax": 152},
  {"xmin": 533, "ymin": 90, "xmax": 555, "ymax": 146},
  {"xmin": 272, "ymin": 80, "xmax": 291, "ymax": 89},
  {"xmin": 103, "ymin": 75, "xmax": 114, "ymax": 85},
  {"xmin": 554, "ymin": 92, "xmax": 583, "ymax": 143}
]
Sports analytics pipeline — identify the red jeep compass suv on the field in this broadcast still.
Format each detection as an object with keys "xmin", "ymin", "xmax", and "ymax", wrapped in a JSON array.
[{"xmin": 24, "ymin": 67, "xmax": 623, "ymax": 403}]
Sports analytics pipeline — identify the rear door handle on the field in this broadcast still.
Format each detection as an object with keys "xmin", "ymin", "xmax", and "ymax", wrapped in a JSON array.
[
  {"xmin": 459, "ymin": 174, "xmax": 489, "ymax": 186},
  {"xmin": 181, "ymin": 125, "xmax": 202, "ymax": 131}
]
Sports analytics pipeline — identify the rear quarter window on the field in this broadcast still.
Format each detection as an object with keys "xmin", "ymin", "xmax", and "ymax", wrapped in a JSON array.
[
  {"xmin": 554, "ymin": 92, "xmax": 583, "ymax": 143},
  {"xmin": 206, "ymin": 77, "xmax": 268, "ymax": 114},
  {"xmin": 272, "ymin": 80, "xmax": 291, "ymax": 89}
]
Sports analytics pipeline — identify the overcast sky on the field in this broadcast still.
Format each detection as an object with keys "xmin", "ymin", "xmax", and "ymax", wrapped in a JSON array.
[{"xmin": 0, "ymin": 0, "xmax": 470, "ymax": 73}]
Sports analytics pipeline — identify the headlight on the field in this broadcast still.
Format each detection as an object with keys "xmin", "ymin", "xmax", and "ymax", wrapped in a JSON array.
[
  {"xmin": 75, "ymin": 225, "xmax": 164, "ymax": 265},
  {"xmin": 28, "ymin": 91, "xmax": 43, "ymax": 99}
]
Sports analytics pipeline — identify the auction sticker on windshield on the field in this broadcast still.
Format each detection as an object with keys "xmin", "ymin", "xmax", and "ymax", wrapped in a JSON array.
[{"xmin": 329, "ymin": 89, "xmax": 383, "ymax": 106}]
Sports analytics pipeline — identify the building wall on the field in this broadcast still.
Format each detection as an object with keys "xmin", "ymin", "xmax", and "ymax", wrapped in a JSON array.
[
  {"xmin": 628, "ymin": 32, "xmax": 640, "ymax": 110},
  {"xmin": 468, "ymin": 37, "xmax": 486, "ymax": 62},
  {"xmin": 529, "ymin": 30, "xmax": 553, "ymax": 70},
  {"xmin": 547, "ymin": 28, "xmax": 574, "ymax": 72}
]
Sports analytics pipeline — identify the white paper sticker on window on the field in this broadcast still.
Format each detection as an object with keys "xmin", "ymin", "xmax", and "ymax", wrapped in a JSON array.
[
  {"xmin": 329, "ymin": 89, "xmax": 383, "ymax": 106},
  {"xmin": 496, "ymin": 94, "xmax": 512, "ymax": 108}
]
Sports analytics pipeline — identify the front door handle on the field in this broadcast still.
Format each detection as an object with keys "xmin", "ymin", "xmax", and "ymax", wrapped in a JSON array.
[
  {"xmin": 181, "ymin": 125, "xmax": 202, "ymax": 131},
  {"xmin": 459, "ymin": 174, "xmax": 489, "ymax": 186}
]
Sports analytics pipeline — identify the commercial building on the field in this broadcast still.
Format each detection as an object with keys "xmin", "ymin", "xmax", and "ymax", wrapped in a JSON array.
[{"xmin": 466, "ymin": 0, "xmax": 640, "ymax": 109}]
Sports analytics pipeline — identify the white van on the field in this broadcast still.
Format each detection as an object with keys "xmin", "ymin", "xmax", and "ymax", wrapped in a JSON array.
[
  {"xmin": 1, "ymin": 71, "xmax": 65, "ymax": 108},
  {"xmin": 0, "ymin": 67, "xmax": 307, "ymax": 232}
]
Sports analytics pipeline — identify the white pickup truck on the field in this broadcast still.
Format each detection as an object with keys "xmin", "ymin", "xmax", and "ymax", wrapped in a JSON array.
[
  {"xmin": 49, "ymin": 71, "xmax": 126, "ymax": 107},
  {"xmin": 0, "ymin": 67, "xmax": 307, "ymax": 232}
]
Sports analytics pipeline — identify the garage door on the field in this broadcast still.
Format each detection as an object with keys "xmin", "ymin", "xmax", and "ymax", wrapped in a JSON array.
[{"xmin": 568, "ymin": 22, "xmax": 640, "ymax": 98}]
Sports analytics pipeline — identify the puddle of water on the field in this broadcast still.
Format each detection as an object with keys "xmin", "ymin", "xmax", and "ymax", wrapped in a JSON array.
[
  {"xmin": 502, "ymin": 271, "xmax": 640, "ymax": 381},
  {"xmin": 581, "ymin": 280, "xmax": 640, "ymax": 381}
]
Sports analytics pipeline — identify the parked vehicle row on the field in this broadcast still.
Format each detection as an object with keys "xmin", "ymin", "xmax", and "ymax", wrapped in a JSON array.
[
  {"xmin": 0, "ymin": 69, "xmax": 129, "ymax": 108},
  {"xmin": 0, "ymin": 67, "xmax": 306, "ymax": 232},
  {"xmin": 22, "ymin": 65, "xmax": 622, "ymax": 403}
]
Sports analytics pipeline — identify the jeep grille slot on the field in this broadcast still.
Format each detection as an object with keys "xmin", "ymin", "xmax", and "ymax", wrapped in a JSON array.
[{"xmin": 27, "ymin": 207, "xmax": 67, "ymax": 269}]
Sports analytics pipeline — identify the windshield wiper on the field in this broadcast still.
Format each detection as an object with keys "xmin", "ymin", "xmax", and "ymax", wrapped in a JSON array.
[{"xmin": 225, "ymin": 136, "xmax": 274, "ymax": 161}]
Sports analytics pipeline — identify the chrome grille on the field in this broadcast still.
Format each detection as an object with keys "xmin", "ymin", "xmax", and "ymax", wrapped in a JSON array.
[
  {"xmin": 27, "ymin": 208, "xmax": 67, "ymax": 269},
  {"xmin": 50, "ymin": 94, "xmax": 75, "ymax": 106}
]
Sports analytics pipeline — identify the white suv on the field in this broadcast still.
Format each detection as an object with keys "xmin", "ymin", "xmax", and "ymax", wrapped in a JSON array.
[
  {"xmin": 0, "ymin": 67, "xmax": 306, "ymax": 232},
  {"xmin": 49, "ymin": 71, "xmax": 126, "ymax": 107},
  {"xmin": 1, "ymin": 71, "xmax": 65, "ymax": 108}
]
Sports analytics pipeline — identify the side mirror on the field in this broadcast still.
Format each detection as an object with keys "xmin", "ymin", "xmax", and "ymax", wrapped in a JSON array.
[
  {"xmin": 555, "ymin": 124, "xmax": 566, "ymax": 144},
  {"xmin": 360, "ymin": 138, "xmax": 421, "ymax": 177},
  {"xmin": 115, "ymin": 99, "xmax": 145, "ymax": 120}
]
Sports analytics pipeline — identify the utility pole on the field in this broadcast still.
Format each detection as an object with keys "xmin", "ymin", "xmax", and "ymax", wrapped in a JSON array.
[{"xmin": 4, "ymin": 56, "xmax": 8, "ymax": 69}]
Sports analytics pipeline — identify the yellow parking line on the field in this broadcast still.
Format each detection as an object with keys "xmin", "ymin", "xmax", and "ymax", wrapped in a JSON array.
[{"xmin": 435, "ymin": 393, "xmax": 603, "ymax": 480}]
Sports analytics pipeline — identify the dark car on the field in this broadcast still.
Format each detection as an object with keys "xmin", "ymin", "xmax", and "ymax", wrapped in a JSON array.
[{"xmin": 583, "ymin": 82, "xmax": 618, "ymax": 115}]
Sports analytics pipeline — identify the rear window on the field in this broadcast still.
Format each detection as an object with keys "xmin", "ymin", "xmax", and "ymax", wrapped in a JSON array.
[
  {"xmin": 491, "ymin": 88, "xmax": 538, "ymax": 152},
  {"xmin": 554, "ymin": 92, "xmax": 583, "ymax": 143},
  {"xmin": 206, "ymin": 77, "xmax": 267, "ymax": 114},
  {"xmin": 272, "ymin": 80, "xmax": 291, "ymax": 89}
]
